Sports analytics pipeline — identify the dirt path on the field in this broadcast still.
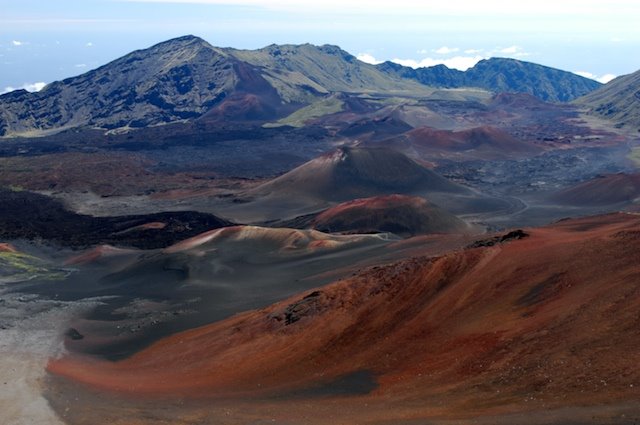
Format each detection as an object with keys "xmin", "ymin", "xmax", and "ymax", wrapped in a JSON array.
[{"xmin": 0, "ymin": 292, "xmax": 97, "ymax": 425}]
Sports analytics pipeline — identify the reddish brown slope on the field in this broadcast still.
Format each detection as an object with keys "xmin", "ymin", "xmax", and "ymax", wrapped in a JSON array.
[
  {"xmin": 553, "ymin": 173, "xmax": 640, "ymax": 206},
  {"xmin": 310, "ymin": 194, "xmax": 469, "ymax": 236},
  {"xmin": 49, "ymin": 213, "xmax": 640, "ymax": 422},
  {"xmin": 381, "ymin": 125, "xmax": 541, "ymax": 160},
  {"xmin": 250, "ymin": 146, "xmax": 469, "ymax": 201}
]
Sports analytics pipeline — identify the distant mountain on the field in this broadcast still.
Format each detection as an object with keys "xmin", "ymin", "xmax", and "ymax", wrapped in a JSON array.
[
  {"xmin": 0, "ymin": 36, "xmax": 427, "ymax": 136},
  {"xmin": 0, "ymin": 35, "xmax": 601, "ymax": 136},
  {"xmin": 375, "ymin": 62, "xmax": 465, "ymax": 89},
  {"xmin": 575, "ymin": 70, "xmax": 640, "ymax": 131},
  {"xmin": 378, "ymin": 57, "xmax": 601, "ymax": 102},
  {"xmin": 0, "ymin": 36, "xmax": 240, "ymax": 135},
  {"xmin": 227, "ymin": 43, "xmax": 427, "ymax": 103}
]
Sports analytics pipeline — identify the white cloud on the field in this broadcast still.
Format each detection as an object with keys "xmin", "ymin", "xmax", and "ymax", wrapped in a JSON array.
[
  {"xmin": 356, "ymin": 53, "xmax": 383, "ymax": 65},
  {"xmin": 464, "ymin": 49, "xmax": 483, "ymax": 54},
  {"xmin": 1, "ymin": 82, "xmax": 47, "ymax": 95},
  {"xmin": 11, "ymin": 40, "xmax": 23, "ymax": 46},
  {"xmin": 75, "ymin": 63, "xmax": 87, "ymax": 68},
  {"xmin": 489, "ymin": 46, "xmax": 533, "ymax": 59},
  {"xmin": 391, "ymin": 55, "xmax": 484, "ymax": 71},
  {"xmin": 574, "ymin": 71, "xmax": 596, "ymax": 79},
  {"xmin": 574, "ymin": 71, "xmax": 617, "ymax": 84},
  {"xmin": 434, "ymin": 46, "xmax": 459, "ymax": 55},
  {"xmin": 597, "ymin": 74, "xmax": 617, "ymax": 84},
  {"xmin": 498, "ymin": 45, "xmax": 520, "ymax": 54},
  {"xmin": 86, "ymin": 42, "xmax": 93, "ymax": 47}
]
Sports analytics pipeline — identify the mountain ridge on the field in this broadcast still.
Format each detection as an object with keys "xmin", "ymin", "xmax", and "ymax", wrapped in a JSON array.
[
  {"xmin": 575, "ymin": 69, "xmax": 640, "ymax": 131},
  {"xmin": 0, "ymin": 35, "xmax": 603, "ymax": 136},
  {"xmin": 377, "ymin": 57, "xmax": 602, "ymax": 102}
]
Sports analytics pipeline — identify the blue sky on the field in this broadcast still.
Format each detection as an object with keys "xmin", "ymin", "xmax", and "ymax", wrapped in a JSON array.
[{"xmin": 2, "ymin": 0, "xmax": 639, "ymax": 93}]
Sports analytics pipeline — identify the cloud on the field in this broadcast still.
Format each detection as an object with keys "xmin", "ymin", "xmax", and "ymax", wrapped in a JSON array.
[
  {"xmin": 574, "ymin": 71, "xmax": 597, "ymax": 79},
  {"xmin": 86, "ymin": 42, "xmax": 94, "ymax": 47},
  {"xmin": 464, "ymin": 49, "xmax": 483, "ymax": 54},
  {"xmin": 434, "ymin": 46, "xmax": 459, "ymax": 55},
  {"xmin": 11, "ymin": 40, "xmax": 23, "ymax": 46},
  {"xmin": 391, "ymin": 55, "xmax": 484, "ymax": 71},
  {"xmin": 1, "ymin": 82, "xmax": 46, "ymax": 95},
  {"xmin": 490, "ymin": 45, "xmax": 532, "ymax": 59},
  {"xmin": 597, "ymin": 74, "xmax": 617, "ymax": 84},
  {"xmin": 356, "ymin": 53, "xmax": 383, "ymax": 65},
  {"xmin": 498, "ymin": 45, "xmax": 520, "ymax": 54},
  {"xmin": 75, "ymin": 63, "xmax": 87, "ymax": 68},
  {"xmin": 574, "ymin": 71, "xmax": 617, "ymax": 84}
]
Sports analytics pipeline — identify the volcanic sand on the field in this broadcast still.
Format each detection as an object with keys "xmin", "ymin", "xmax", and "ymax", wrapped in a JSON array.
[{"xmin": 47, "ymin": 213, "xmax": 640, "ymax": 424}]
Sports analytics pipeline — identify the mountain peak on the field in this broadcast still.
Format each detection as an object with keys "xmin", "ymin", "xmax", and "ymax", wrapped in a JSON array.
[
  {"xmin": 160, "ymin": 34, "xmax": 208, "ymax": 45},
  {"xmin": 147, "ymin": 34, "xmax": 213, "ymax": 52}
]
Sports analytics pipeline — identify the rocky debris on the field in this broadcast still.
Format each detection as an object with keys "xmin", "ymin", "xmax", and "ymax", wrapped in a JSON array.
[
  {"xmin": 65, "ymin": 328, "xmax": 84, "ymax": 340},
  {"xmin": 270, "ymin": 290, "xmax": 324, "ymax": 325},
  {"xmin": 467, "ymin": 229, "xmax": 529, "ymax": 248}
]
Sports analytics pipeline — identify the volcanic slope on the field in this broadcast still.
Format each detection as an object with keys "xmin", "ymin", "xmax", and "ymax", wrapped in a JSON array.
[
  {"xmin": 288, "ymin": 195, "xmax": 470, "ymax": 237},
  {"xmin": 575, "ymin": 68, "xmax": 640, "ymax": 131},
  {"xmin": 48, "ymin": 213, "xmax": 640, "ymax": 424},
  {"xmin": 552, "ymin": 172, "xmax": 640, "ymax": 206},
  {"xmin": 376, "ymin": 125, "xmax": 541, "ymax": 161},
  {"xmin": 0, "ymin": 37, "xmax": 429, "ymax": 136},
  {"xmin": 231, "ymin": 146, "xmax": 512, "ymax": 222},
  {"xmin": 0, "ymin": 36, "xmax": 240, "ymax": 135},
  {"xmin": 227, "ymin": 43, "xmax": 431, "ymax": 103},
  {"xmin": 46, "ymin": 225, "xmax": 425, "ymax": 361}
]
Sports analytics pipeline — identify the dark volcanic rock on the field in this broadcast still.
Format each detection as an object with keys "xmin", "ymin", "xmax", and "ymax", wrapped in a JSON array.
[
  {"xmin": 0, "ymin": 189, "xmax": 234, "ymax": 249},
  {"xmin": 271, "ymin": 290, "xmax": 325, "ymax": 326},
  {"xmin": 65, "ymin": 328, "xmax": 85, "ymax": 340},
  {"xmin": 467, "ymin": 229, "xmax": 529, "ymax": 248}
]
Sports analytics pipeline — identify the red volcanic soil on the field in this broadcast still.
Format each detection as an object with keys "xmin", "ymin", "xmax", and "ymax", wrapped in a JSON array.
[
  {"xmin": 553, "ymin": 173, "xmax": 640, "ymax": 206},
  {"xmin": 64, "ymin": 245, "xmax": 138, "ymax": 266},
  {"xmin": 0, "ymin": 242, "xmax": 17, "ymax": 253},
  {"xmin": 385, "ymin": 125, "xmax": 541, "ymax": 160},
  {"xmin": 311, "ymin": 194, "xmax": 468, "ymax": 237},
  {"xmin": 49, "ymin": 213, "xmax": 640, "ymax": 422},
  {"xmin": 251, "ymin": 146, "xmax": 469, "ymax": 201},
  {"xmin": 203, "ymin": 93, "xmax": 278, "ymax": 122}
]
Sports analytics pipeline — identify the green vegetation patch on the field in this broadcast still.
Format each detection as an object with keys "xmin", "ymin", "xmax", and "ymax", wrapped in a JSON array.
[
  {"xmin": 264, "ymin": 96, "xmax": 345, "ymax": 128},
  {"xmin": 0, "ymin": 251, "xmax": 68, "ymax": 284},
  {"xmin": 628, "ymin": 147, "xmax": 640, "ymax": 167}
]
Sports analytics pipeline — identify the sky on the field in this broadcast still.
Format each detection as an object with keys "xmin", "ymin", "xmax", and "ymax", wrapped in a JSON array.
[{"xmin": 2, "ymin": 0, "xmax": 639, "ymax": 94}]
